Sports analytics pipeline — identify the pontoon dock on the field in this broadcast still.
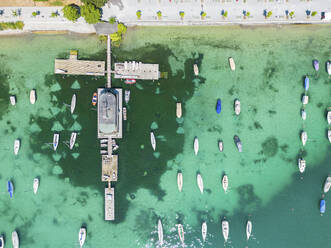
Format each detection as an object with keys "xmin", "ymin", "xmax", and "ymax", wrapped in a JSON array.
[
  {"xmin": 105, "ymin": 185, "xmax": 115, "ymax": 221},
  {"xmin": 114, "ymin": 61, "xmax": 160, "ymax": 80},
  {"xmin": 102, "ymin": 155, "xmax": 118, "ymax": 182}
]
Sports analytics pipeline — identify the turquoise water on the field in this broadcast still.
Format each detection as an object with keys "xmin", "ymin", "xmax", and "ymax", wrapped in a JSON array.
[{"xmin": 0, "ymin": 25, "xmax": 330, "ymax": 247}]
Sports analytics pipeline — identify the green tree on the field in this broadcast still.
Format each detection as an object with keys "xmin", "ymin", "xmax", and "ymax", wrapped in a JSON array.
[
  {"xmin": 157, "ymin": 11, "xmax": 162, "ymax": 19},
  {"xmin": 311, "ymin": 11, "xmax": 317, "ymax": 16},
  {"xmin": 81, "ymin": 3, "xmax": 100, "ymax": 24},
  {"xmin": 179, "ymin": 11, "xmax": 184, "ymax": 19},
  {"xmin": 266, "ymin": 11, "xmax": 272, "ymax": 18},
  {"xmin": 109, "ymin": 16, "xmax": 116, "ymax": 24},
  {"xmin": 51, "ymin": 11, "xmax": 59, "ymax": 17},
  {"xmin": 289, "ymin": 11, "xmax": 294, "ymax": 17},
  {"xmin": 62, "ymin": 4, "xmax": 80, "ymax": 22},
  {"xmin": 223, "ymin": 11, "xmax": 228, "ymax": 18},
  {"xmin": 246, "ymin": 11, "xmax": 250, "ymax": 17},
  {"xmin": 81, "ymin": 0, "xmax": 106, "ymax": 8},
  {"xmin": 136, "ymin": 10, "xmax": 142, "ymax": 19}
]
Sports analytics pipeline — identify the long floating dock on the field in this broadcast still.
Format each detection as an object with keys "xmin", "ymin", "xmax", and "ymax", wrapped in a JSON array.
[
  {"xmin": 105, "ymin": 186, "xmax": 115, "ymax": 221},
  {"xmin": 114, "ymin": 61, "xmax": 160, "ymax": 80},
  {"xmin": 102, "ymin": 154, "xmax": 118, "ymax": 182}
]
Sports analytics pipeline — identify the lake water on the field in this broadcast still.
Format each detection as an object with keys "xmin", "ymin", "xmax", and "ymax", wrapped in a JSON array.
[{"xmin": 0, "ymin": 25, "xmax": 330, "ymax": 247}]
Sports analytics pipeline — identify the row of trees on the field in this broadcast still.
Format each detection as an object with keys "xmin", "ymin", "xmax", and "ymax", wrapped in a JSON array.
[{"xmin": 62, "ymin": 3, "xmax": 100, "ymax": 24}]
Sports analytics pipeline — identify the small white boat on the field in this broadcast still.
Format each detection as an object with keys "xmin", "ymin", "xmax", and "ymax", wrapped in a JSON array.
[
  {"xmin": 53, "ymin": 133, "xmax": 59, "ymax": 151},
  {"xmin": 222, "ymin": 219, "xmax": 229, "ymax": 242},
  {"xmin": 123, "ymin": 107, "xmax": 127, "ymax": 121},
  {"xmin": 234, "ymin": 99, "xmax": 240, "ymax": 115},
  {"xmin": 14, "ymin": 139, "xmax": 20, "ymax": 155},
  {"xmin": 10, "ymin": 95, "xmax": 16, "ymax": 106},
  {"xmin": 100, "ymin": 139, "xmax": 108, "ymax": 143},
  {"xmin": 33, "ymin": 178, "xmax": 39, "ymax": 194},
  {"xmin": 301, "ymin": 131, "xmax": 307, "ymax": 146},
  {"xmin": 78, "ymin": 227, "xmax": 86, "ymax": 247},
  {"xmin": 246, "ymin": 220, "xmax": 252, "ymax": 241},
  {"xmin": 150, "ymin": 131, "xmax": 156, "ymax": 151},
  {"xmin": 323, "ymin": 176, "xmax": 331, "ymax": 193},
  {"xmin": 69, "ymin": 132, "xmax": 77, "ymax": 150},
  {"xmin": 222, "ymin": 175, "xmax": 228, "ymax": 193},
  {"xmin": 100, "ymin": 143, "xmax": 107, "ymax": 148},
  {"xmin": 229, "ymin": 57, "xmax": 235, "ymax": 71},
  {"xmin": 100, "ymin": 150, "xmax": 107, "ymax": 155},
  {"xmin": 298, "ymin": 158, "xmax": 306, "ymax": 173},
  {"xmin": 30, "ymin": 89, "xmax": 36, "ymax": 104},
  {"xmin": 328, "ymin": 130, "xmax": 331, "ymax": 143},
  {"xmin": 301, "ymin": 109, "xmax": 307, "ymax": 120},
  {"xmin": 193, "ymin": 64, "xmax": 199, "ymax": 76},
  {"xmin": 71, "ymin": 94, "xmax": 76, "ymax": 114},
  {"xmin": 194, "ymin": 137, "xmax": 199, "ymax": 156},
  {"xmin": 327, "ymin": 60, "xmax": 331, "ymax": 75},
  {"xmin": 0, "ymin": 236, "xmax": 4, "ymax": 248},
  {"xmin": 327, "ymin": 111, "xmax": 331, "ymax": 125},
  {"xmin": 302, "ymin": 95, "xmax": 309, "ymax": 105},
  {"xmin": 218, "ymin": 140, "xmax": 224, "ymax": 152},
  {"xmin": 176, "ymin": 102, "xmax": 182, "ymax": 118},
  {"xmin": 177, "ymin": 172, "xmax": 183, "ymax": 192},
  {"xmin": 201, "ymin": 222, "xmax": 207, "ymax": 242},
  {"xmin": 125, "ymin": 90, "xmax": 130, "ymax": 104},
  {"xmin": 158, "ymin": 219, "xmax": 163, "ymax": 246},
  {"xmin": 12, "ymin": 231, "xmax": 19, "ymax": 248},
  {"xmin": 177, "ymin": 224, "xmax": 184, "ymax": 245},
  {"xmin": 197, "ymin": 173, "xmax": 204, "ymax": 194}
]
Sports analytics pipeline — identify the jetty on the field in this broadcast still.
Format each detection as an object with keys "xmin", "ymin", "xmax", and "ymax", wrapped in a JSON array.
[
  {"xmin": 102, "ymin": 154, "xmax": 118, "ymax": 182},
  {"xmin": 114, "ymin": 61, "xmax": 160, "ymax": 80},
  {"xmin": 105, "ymin": 185, "xmax": 115, "ymax": 221}
]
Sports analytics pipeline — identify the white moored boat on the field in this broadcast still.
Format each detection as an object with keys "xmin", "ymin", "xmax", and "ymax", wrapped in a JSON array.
[
  {"xmin": 177, "ymin": 171, "xmax": 183, "ymax": 192},
  {"xmin": 71, "ymin": 94, "xmax": 76, "ymax": 114},
  {"xmin": 30, "ymin": 89, "xmax": 36, "ymax": 104},
  {"xmin": 194, "ymin": 137, "xmax": 199, "ymax": 156},
  {"xmin": 125, "ymin": 90, "xmax": 130, "ymax": 104},
  {"xmin": 12, "ymin": 231, "xmax": 19, "ymax": 248},
  {"xmin": 302, "ymin": 95, "xmax": 309, "ymax": 105},
  {"xmin": 70, "ymin": 132, "xmax": 77, "ymax": 150},
  {"xmin": 327, "ymin": 60, "xmax": 331, "ymax": 75},
  {"xmin": 246, "ymin": 220, "xmax": 252, "ymax": 241},
  {"xmin": 222, "ymin": 175, "xmax": 228, "ymax": 193},
  {"xmin": 33, "ymin": 178, "xmax": 39, "ymax": 195},
  {"xmin": 229, "ymin": 57, "xmax": 235, "ymax": 71},
  {"xmin": 201, "ymin": 222, "xmax": 207, "ymax": 242},
  {"xmin": 301, "ymin": 131, "xmax": 307, "ymax": 146},
  {"xmin": 234, "ymin": 99, "xmax": 240, "ymax": 115},
  {"xmin": 327, "ymin": 111, "xmax": 331, "ymax": 125},
  {"xmin": 197, "ymin": 173, "xmax": 204, "ymax": 194},
  {"xmin": 53, "ymin": 133, "xmax": 59, "ymax": 151},
  {"xmin": 176, "ymin": 102, "xmax": 182, "ymax": 118},
  {"xmin": 158, "ymin": 219, "xmax": 163, "ymax": 246},
  {"xmin": 100, "ymin": 139, "xmax": 108, "ymax": 144},
  {"xmin": 301, "ymin": 109, "xmax": 306, "ymax": 120},
  {"xmin": 218, "ymin": 140, "xmax": 224, "ymax": 152},
  {"xmin": 298, "ymin": 158, "xmax": 306, "ymax": 173},
  {"xmin": 123, "ymin": 107, "xmax": 127, "ymax": 121},
  {"xmin": 150, "ymin": 131, "xmax": 156, "ymax": 151},
  {"xmin": 178, "ymin": 224, "xmax": 184, "ymax": 245},
  {"xmin": 328, "ymin": 130, "xmax": 331, "ymax": 143},
  {"xmin": 14, "ymin": 139, "xmax": 20, "ymax": 155},
  {"xmin": 0, "ymin": 236, "xmax": 4, "ymax": 248},
  {"xmin": 222, "ymin": 219, "xmax": 229, "ymax": 242},
  {"xmin": 79, "ymin": 227, "xmax": 86, "ymax": 247},
  {"xmin": 323, "ymin": 176, "xmax": 331, "ymax": 193},
  {"xmin": 193, "ymin": 64, "xmax": 199, "ymax": 76},
  {"xmin": 10, "ymin": 95, "xmax": 16, "ymax": 106}
]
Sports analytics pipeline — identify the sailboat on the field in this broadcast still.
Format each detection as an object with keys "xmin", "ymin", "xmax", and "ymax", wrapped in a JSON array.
[
  {"xmin": 177, "ymin": 172, "xmax": 183, "ymax": 192},
  {"xmin": 201, "ymin": 222, "xmax": 207, "ymax": 242},
  {"xmin": 150, "ymin": 131, "xmax": 156, "ymax": 151},
  {"xmin": 30, "ymin": 89, "xmax": 36, "ymax": 104},
  {"xmin": 222, "ymin": 175, "xmax": 228, "ymax": 193},
  {"xmin": 323, "ymin": 176, "xmax": 331, "ymax": 193},
  {"xmin": 234, "ymin": 135, "xmax": 242, "ymax": 152},
  {"xmin": 33, "ymin": 178, "xmax": 39, "ymax": 195},
  {"xmin": 78, "ymin": 227, "xmax": 86, "ymax": 247},
  {"xmin": 301, "ymin": 109, "xmax": 307, "ymax": 120},
  {"xmin": 0, "ymin": 236, "xmax": 4, "ymax": 248},
  {"xmin": 327, "ymin": 60, "xmax": 331, "ymax": 75},
  {"xmin": 125, "ymin": 90, "xmax": 130, "ymax": 104},
  {"xmin": 194, "ymin": 137, "xmax": 199, "ymax": 155},
  {"xmin": 10, "ymin": 95, "xmax": 16, "ymax": 106},
  {"xmin": 320, "ymin": 199, "xmax": 326, "ymax": 214},
  {"xmin": 229, "ymin": 57, "xmax": 235, "ymax": 71},
  {"xmin": 328, "ymin": 130, "xmax": 331, "ymax": 143},
  {"xmin": 8, "ymin": 181, "xmax": 14, "ymax": 198},
  {"xmin": 71, "ymin": 94, "xmax": 76, "ymax": 114},
  {"xmin": 327, "ymin": 111, "xmax": 331, "ymax": 125},
  {"xmin": 302, "ymin": 95, "xmax": 309, "ymax": 105},
  {"xmin": 92, "ymin": 92, "xmax": 97, "ymax": 106},
  {"xmin": 246, "ymin": 220, "xmax": 252, "ymax": 241},
  {"xmin": 298, "ymin": 158, "xmax": 306, "ymax": 173},
  {"xmin": 301, "ymin": 131, "xmax": 307, "ymax": 146},
  {"xmin": 304, "ymin": 76, "xmax": 309, "ymax": 91},
  {"xmin": 313, "ymin": 59, "xmax": 319, "ymax": 71},
  {"xmin": 12, "ymin": 231, "xmax": 19, "ymax": 248},
  {"xmin": 222, "ymin": 219, "xmax": 229, "ymax": 242},
  {"xmin": 177, "ymin": 224, "xmax": 184, "ymax": 245},
  {"xmin": 218, "ymin": 140, "xmax": 224, "ymax": 152},
  {"xmin": 234, "ymin": 99, "xmax": 240, "ymax": 115},
  {"xmin": 193, "ymin": 64, "xmax": 199, "ymax": 76},
  {"xmin": 158, "ymin": 219, "xmax": 164, "ymax": 246},
  {"xmin": 69, "ymin": 132, "xmax": 77, "ymax": 150},
  {"xmin": 216, "ymin": 99, "xmax": 222, "ymax": 114},
  {"xmin": 176, "ymin": 102, "xmax": 182, "ymax": 118},
  {"xmin": 14, "ymin": 139, "xmax": 20, "ymax": 155},
  {"xmin": 197, "ymin": 173, "xmax": 204, "ymax": 194},
  {"xmin": 53, "ymin": 133, "xmax": 59, "ymax": 151}
]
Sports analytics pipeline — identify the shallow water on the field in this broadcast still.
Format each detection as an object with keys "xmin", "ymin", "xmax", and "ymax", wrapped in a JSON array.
[{"xmin": 0, "ymin": 25, "xmax": 330, "ymax": 247}]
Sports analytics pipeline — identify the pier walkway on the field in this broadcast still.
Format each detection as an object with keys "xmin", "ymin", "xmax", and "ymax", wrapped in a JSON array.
[{"xmin": 105, "ymin": 185, "xmax": 115, "ymax": 221}]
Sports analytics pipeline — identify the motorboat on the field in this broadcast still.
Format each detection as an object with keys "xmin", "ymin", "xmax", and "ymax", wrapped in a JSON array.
[
  {"xmin": 194, "ymin": 137, "xmax": 199, "ymax": 156},
  {"xmin": 193, "ymin": 64, "xmax": 199, "ymax": 76},
  {"xmin": 222, "ymin": 219, "xmax": 229, "ymax": 242},
  {"xmin": 125, "ymin": 78, "xmax": 136, "ymax": 84},
  {"xmin": 302, "ymin": 95, "xmax": 309, "ymax": 105},
  {"xmin": 234, "ymin": 99, "xmax": 240, "ymax": 115},
  {"xmin": 124, "ymin": 90, "xmax": 130, "ymax": 104},
  {"xmin": 176, "ymin": 102, "xmax": 182, "ymax": 118},
  {"xmin": 327, "ymin": 60, "xmax": 331, "ymax": 75},
  {"xmin": 158, "ymin": 219, "xmax": 163, "ymax": 246},
  {"xmin": 71, "ymin": 94, "xmax": 76, "ymax": 114},
  {"xmin": 8, "ymin": 181, "xmax": 14, "ymax": 198},
  {"xmin": 201, "ymin": 222, "xmax": 207, "ymax": 242},
  {"xmin": 100, "ymin": 139, "xmax": 108, "ymax": 144},
  {"xmin": 10, "ymin": 95, "xmax": 16, "ymax": 106},
  {"xmin": 78, "ymin": 227, "xmax": 86, "ymax": 247},
  {"xmin": 177, "ymin": 171, "xmax": 183, "ymax": 192},
  {"xmin": 33, "ymin": 178, "xmax": 39, "ymax": 195},
  {"xmin": 0, "ymin": 236, "xmax": 4, "ymax": 248},
  {"xmin": 301, "ymin": 131, "xmax": 307, "ymax": 146},
  {"xmin": 218, "ymin": 140, "xmax": 224, "ymax": 152},
  {"xmin": 304, "ymin": 76, "xmax": 309, "ymax": 91},
  {"xmin": 197, "ymin": 173, "xmax": 204, "ymax": 194},
  {"xmin": 53, "ymin": 133, "xmax": 59, "ymax": 151},
  {"xmin": 222, "ymin": 175, "xmax": 228, "ymax": 193},
  {"xmin": 92, "ymin": 92, "xmax": 97, "ymax": 106},
  {"xmin": 328, "ymin": 130, "xmax": 331, "ymax": 143},
  {"xmin": 216, "ymin": 99, "xmax": 221, "ymax": 114},
  {"xmin": 301, "ymin": 109, "xmax": 307, "ymax": 120},
  {"xmin": 298, "ymin": 158, "xmax": 306, "ymax": 173},
  {"xmin": 323, "ymin": 176, "xmax": 331, "ymax": 193},
  {"xmin": 150, "ymin": 131, "xmax": 156, "ymax": 151},
  {"xmin": 12, "ymin": 231, "xmax": 19, "ymax": 248},
  {"xmin": 14, "ymin": 139, "xmax": 20, "ymax": 155},
  {"xmin": 229, "ymin": 57, "xmax": 235, "ymax": 71},
  {"xmin": 320, "ymin": 199, "xmax": 326, "ymax": 214},
  {"xmin": 100, "ymin": 143, "xmax": 107, "ymax": 148},
  {"xmin": 246, "ymin": 220, "xmax": 252, "ymax": 241},
  {"xmin": 313, "ymin": 59, "xmax": 319, "ymax": 71},
  {"xmin": 327, "ymin": 111, "xmax": 331, "ymax": 125},
  {"xmin": 177, "ymin": 224, "xmax": 184, "ymax": 245},
  {"xmin": 69, "ymin": 132, "xmax": 77, "ymax": 150},
  {"xmin": 123, "ymin": 107, "xmax": 127, "ymax": 121},
  {"xmin": 30, "ymin": 89, "xmax": 36, "ymax": 104},
  {"xmin": 234, "ymin": 135, "xmax": 242, "ymax": 152},
  {"xmin": 100, "ymin": 150, "xmax": 108, "ymax": 155}
]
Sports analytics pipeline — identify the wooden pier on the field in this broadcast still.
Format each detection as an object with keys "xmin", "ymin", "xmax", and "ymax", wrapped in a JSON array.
[
  {"xmin": 105, "ymin": 185, "xmax": 115, "ymax": 221},
  {"xmin": 107, "ymin": 35, "xmax": 111, "ymax": 88},
  {"xmin": 102, "ymin": 154, "xmax": 118, "ymax": 182},
  {"xmin": 114, "ymin": 61, "xmax": 160, "ymax": 80}
]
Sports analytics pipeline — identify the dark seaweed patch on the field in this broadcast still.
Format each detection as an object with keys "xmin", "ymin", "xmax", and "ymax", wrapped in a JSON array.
[
  {"xmin": 280, "ymin": 144, "xmax": 289, "ymax": 153},
  {"xmin": 268, "ymin": 110, "xmax": 277, "ymax": 115},
  {"xmin": 254, "ymin": 121, "xmax": 263, "ymax": 130},
  {"xmin": 236, "ymin": 184, "xmax": 262, "ymax": 212},
  {"xmin": 261, "ymin": 136, "xmax": 278, "ymax": 157}
]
